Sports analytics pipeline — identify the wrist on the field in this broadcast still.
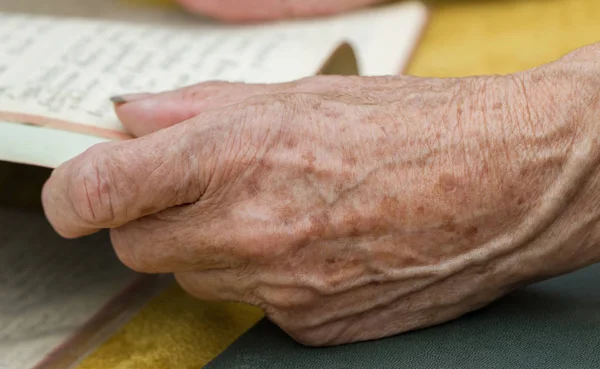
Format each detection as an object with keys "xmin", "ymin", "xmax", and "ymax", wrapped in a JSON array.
[
  {"xmin": 481, "ymin": 69, "xmax": 600, "ymax": 286},
  {"xmin": 375, "ymin": 72, "xmax": 596, "ymax": 288}
]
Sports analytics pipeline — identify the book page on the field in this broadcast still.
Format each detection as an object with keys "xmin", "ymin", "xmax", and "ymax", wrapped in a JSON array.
[
  {"xmin": 0, "ymin": 1, "xmax": 428, "ymax": 169},
  {"xmin": 0, "ymin": 206, "xmax": 164, "ymax": 369},
  {"xmin": 0, "ymin": 121, "xmax": 111, "ymax": 169},
  {"xmin": 0, "ymin": 13, "xmax": 341, "ymax": 136},
  {"xmin": 333, "ymin": 2, "xmax": 428, "ymax": 75}
]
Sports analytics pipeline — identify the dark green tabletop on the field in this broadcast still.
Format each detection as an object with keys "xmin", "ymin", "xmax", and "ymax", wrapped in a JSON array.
[{"xmin": 206, "ymin": 263, "xmax": 600, "ymax": 369}]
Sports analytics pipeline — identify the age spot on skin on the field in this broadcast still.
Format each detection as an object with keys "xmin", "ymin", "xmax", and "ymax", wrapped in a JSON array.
[
  {"xmin": 380, "ymin": 196, "xmax": 406, "ymax": 219},
  {"xmin": 531, "ymin": 73, "xmax": 543, "ymax": 83},
  {"xmin": 441, "ymin": 221, "xmax": 457, "ymax": 233},
  {"xmin": 463, "ymin": 226, "xmax": 478, "ymax": 238},
  {"xmin": 481, "ymin": 162, "xmax": 489, "ymax": 175},
  {"xmin": 343, "ymin": 156, "xmax": 357, "ymax": 166},
  {"xmin": 302, "ymin": 152, "xmax": 317, "ymax": 173},
  {"xmin": 246, "ymin": 178, "xmax": 261, "ymax": 196},
  {"xmin": 323, "ymin": 107, "xmax": 341, "ymax": 119},
  {"xmin": 308, "ymin": 212, "xmax": 330, "ymax": 237},
  {"xmin": 439, "ymin": 213, "xmax": 458, "ymax": 233},
  {"xmin": 285, "ymin": 136, "xmax": 299, "ymax": 149},
  {"xmin": 520, "ymin": 168, "xmax": 528, "ymax": 177},
  {"xmin": 302, "ymin": 152, "xmax": 316, "ymax": 164},
  {"xmin": 258, "ymin": 158, "xmax": 273, "ymax": 171},
  {"xmin": 438, "ymin": 173, "xmax": 458, "ymax": 192},
  {"xmin": 415, "ymin": 157, "xmax": 427, "ymax": 168}
]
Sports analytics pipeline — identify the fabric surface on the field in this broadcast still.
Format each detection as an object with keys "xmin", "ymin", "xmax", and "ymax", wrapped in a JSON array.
[
  {"xmin": 2, "ymin": 0, "xmax": 596, "ymax": 368},
  {"xmin": 205, "ymin": 264, "xmax": 600, "ymax": 369}
]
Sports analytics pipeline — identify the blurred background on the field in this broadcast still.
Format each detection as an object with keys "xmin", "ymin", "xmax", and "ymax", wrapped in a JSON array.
[{"xmin": 410, "ymin": 0, "xmax": 599, "ymax": 77}]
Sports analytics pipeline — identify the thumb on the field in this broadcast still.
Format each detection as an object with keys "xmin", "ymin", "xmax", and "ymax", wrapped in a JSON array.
[
  {"xmin": 42, "ymin": 120, "xmax": 212, "ymax": 239},
  {"xmin": 113, "ymin": 81, "xmax": 284, "ymax": 137}
]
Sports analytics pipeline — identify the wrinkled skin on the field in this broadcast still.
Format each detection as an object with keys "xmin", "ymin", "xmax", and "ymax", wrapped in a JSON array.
[
  {"xmin": 42, "ymin": 44, "xmax": 600, "ymax": 346},
  {"xmin": 174, "ymin": 0, "xmax": 386, "ymax": 22}
]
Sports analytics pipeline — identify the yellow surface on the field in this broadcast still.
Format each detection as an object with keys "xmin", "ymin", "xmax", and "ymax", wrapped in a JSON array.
[
  {"xmin": 410, "ymin": 0, "xmax": 600, "ymax": 77},
  {"xmin": 77, "ymin": 286, "xmax": 264, "ymax": 369},
  {"xmin": 77, "ymin": 0, "xmax": 600, "ymax": 368}
]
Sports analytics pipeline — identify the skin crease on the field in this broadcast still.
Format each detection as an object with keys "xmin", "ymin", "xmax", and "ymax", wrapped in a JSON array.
[
  {"xmin": 173, "ymin": 0, "xmax": 387, "ymax": 22},
  {"xmin": 41, "ymin": 43, "xmax": 600, "ymax": 346}
]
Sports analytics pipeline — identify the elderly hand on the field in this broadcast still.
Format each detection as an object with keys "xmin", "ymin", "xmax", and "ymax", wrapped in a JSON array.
[
  {"xmin": 174, "ymin": 0, "xmax": 386, "ymax": 22},
  {"xmin": 42, "ymin": 44, "xmax": 600, "ymax": 346}
]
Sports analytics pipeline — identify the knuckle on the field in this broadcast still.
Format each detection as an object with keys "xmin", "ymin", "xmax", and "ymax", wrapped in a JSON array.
[
  {"xmin": 242, "ymin": 92, "xmax": 303, "ymax": 112},
  {"xmin": 557, "ymin": 42, "xmax": 600, "ymax": 64},
  {"xmin": 540, "ymin": 48, "xmax": 600, "ymax": 106},
  {"xmin": 179, "ymin": 81, "xmax": 228, "ymax": 102},
  {"xmin": 519, "ymin": 65, "xmax": 593, "ymax": 138},
  {"xmin": 216, "ymin": 96, "xmax": 293, "ymax": 159}
]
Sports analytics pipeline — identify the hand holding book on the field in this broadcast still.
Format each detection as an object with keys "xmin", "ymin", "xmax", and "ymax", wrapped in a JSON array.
[{"xmin": 42, "ymin": 43, "xmax": 600, "ymax": 345}]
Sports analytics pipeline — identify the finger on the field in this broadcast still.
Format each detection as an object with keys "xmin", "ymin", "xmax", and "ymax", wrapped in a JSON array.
[
  {"xmin": 114, "ymin": 76, "xmax": 363, "ymax": 137},
  {"xmin": 42, "ymin": 121, "xmax": 210, "ymax": 238},
  {"xmin": 108, "ymin": 206, "xmax": 239, "ymax": 273},
  {"xmin": 114, "ymin": 82, "xmax": 282, "ymax": 137},
  {"xmin": 175, "ymin": 269, "xmax": 258, "ymax": 304},
  {"xmin": 175, "ymin": 0, "xmax": 385, "ymax": 22}
]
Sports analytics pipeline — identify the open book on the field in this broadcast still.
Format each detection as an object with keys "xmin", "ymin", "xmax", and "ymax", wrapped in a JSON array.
[
  {"xmin": 0, "ymin": 0, "xmax": 428, "ymax": 169},
  {"xmin": 0, "ymin": 1, "xmax": 428, "ymax": 368}
]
